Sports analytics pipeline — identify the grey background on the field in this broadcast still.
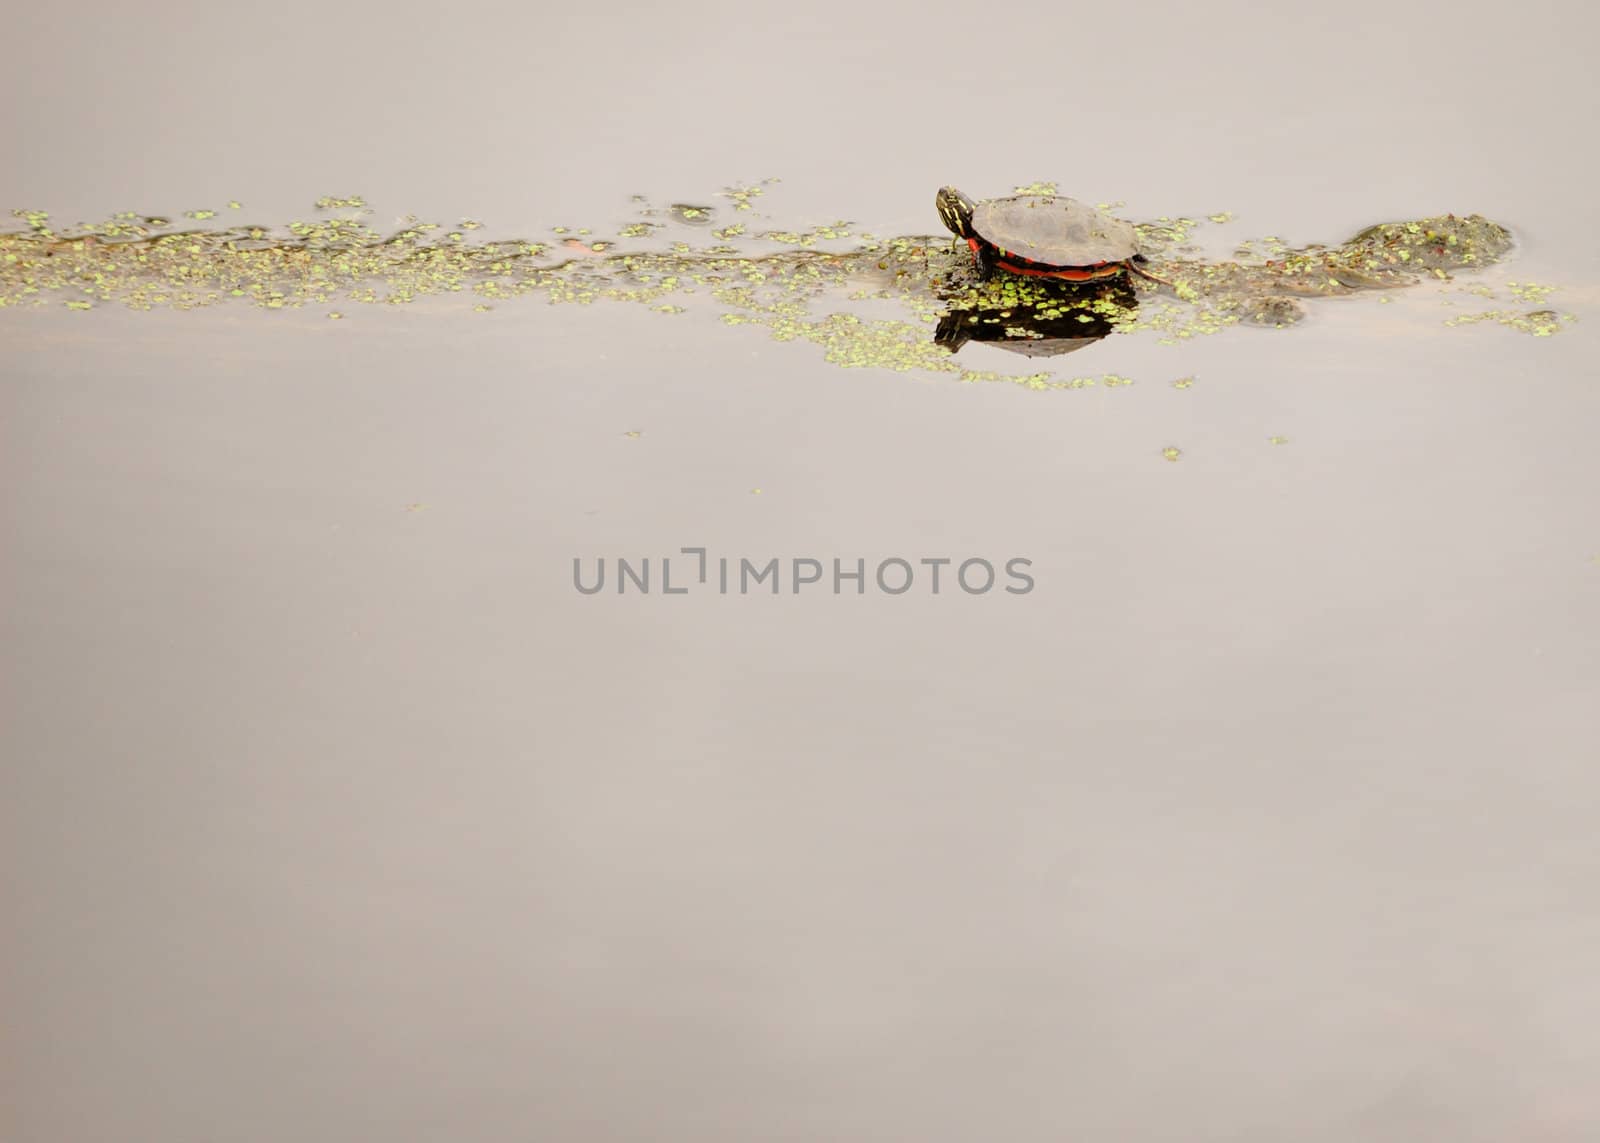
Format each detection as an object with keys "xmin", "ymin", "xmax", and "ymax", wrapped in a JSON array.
[{"xmin": 4, "ymin": 1, "xmax": 1599, "ymax": 1141}]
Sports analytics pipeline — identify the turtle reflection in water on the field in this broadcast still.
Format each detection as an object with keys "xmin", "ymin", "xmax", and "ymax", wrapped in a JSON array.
[{"xmin": 933, "ymin": 276, "xmax": 1139, "ymax": 358}]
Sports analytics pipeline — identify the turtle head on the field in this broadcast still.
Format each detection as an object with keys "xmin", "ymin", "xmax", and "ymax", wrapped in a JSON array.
[{"xmin": 936, "ymin": 186, "xmax": 976, "ymax": 239}]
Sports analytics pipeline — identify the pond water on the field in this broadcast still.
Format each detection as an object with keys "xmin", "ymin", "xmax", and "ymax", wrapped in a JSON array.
[{"xmin": 4, "ymin": 1, "xmax": 1599, "ymax": 1141}]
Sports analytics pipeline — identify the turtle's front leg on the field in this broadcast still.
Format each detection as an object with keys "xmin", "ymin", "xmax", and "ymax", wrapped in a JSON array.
[{"xmin": 975, "ymin": 244, "xmax": 996, "ymax": 282}]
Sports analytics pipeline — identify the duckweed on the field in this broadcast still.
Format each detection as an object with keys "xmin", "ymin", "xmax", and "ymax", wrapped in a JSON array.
[{"xmin": 0, "ymin": 189, "xmax": 1566, "ymax": 396}]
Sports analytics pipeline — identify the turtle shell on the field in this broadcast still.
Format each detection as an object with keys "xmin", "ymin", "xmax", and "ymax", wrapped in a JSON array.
[{"xmin": 971, "ymin": 195, "xmax": 1139, "ymax": 267}]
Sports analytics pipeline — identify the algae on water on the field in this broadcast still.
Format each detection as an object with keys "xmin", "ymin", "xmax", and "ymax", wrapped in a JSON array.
[{"xmin": 0, "ymin": 186, "xmax": 1573, "ymax": 393}]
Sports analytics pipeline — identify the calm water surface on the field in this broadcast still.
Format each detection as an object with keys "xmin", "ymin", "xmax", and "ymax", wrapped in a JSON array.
[{"xmin": 4, "ymin": 2, "xmax": 1599, "ymax": 1141}]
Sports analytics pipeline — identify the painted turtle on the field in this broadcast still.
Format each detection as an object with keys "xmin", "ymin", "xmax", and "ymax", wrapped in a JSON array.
[{"xmin": 936, "ymin": 186, "xmax": 1162, "ymax": 285}]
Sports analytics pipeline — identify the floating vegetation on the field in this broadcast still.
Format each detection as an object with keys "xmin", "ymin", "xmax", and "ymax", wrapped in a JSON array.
[
  {"xmin": 0, "ymin": 187, "xmax": 1571, "ymax": 393},
  {"xmin": 667, "ymin": 204, "xmax": 715, "ymax": 226},
  {"xmin": 1435, "ymin": 277, "xmax": 1575, "ymax": 336},
  {"xmin": 1443, "ymin": 307, "xmax": 1573, "ymax": 336},
  {"xmin": 716, "ymin": 183, "xmax": 769, "ymax": 212}
]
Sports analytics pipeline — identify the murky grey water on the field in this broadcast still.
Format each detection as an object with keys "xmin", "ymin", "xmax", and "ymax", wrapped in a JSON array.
[{"xmin": 4, "ymin": 2, "xmax": 1599, "ymax": 1141}]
